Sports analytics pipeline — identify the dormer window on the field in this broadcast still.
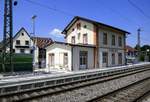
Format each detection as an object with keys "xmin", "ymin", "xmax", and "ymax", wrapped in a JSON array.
[{"xmin": 77, "ymin": 23, "xmax": 81, "ymax": 30}]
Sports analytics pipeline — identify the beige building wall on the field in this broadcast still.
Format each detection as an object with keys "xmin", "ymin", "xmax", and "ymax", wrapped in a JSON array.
[
  {"xmin": 98, "ymin": 28, "xmax": 126, "ymax": 67},
  {"xmin": 65, "ymin": 19, "xmax": 126, "ymax": 68},
  {"xmin": 46, "ymin": 44, "xmax": 72, "ymax": 72},
  {"xmin": 66, "ymin": 20, "xmax": 95, "ymax": 45}
]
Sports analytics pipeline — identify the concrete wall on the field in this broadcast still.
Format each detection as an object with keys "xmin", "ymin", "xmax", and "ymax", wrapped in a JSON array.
[
  {"xmin": 99, "ymin": 48, "xmax": 125, "ymax": 68},
  {"xmin": 72, "ymin": 46, "xmax": 94, "ymax": 71},
  {"xmin": 98, "ymin": 28, "xmax": 126, "ymax": 67},
  {"xmin": 46, "ymin": 44, "xmax": 72, "ymax": 72}
]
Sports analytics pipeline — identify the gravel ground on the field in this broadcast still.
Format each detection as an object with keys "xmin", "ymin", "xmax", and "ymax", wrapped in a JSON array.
[{"xmin": 29, "ymin": 69, "xmax": 150, "ymax": 102}]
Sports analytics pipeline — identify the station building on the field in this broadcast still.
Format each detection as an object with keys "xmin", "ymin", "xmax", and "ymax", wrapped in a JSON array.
[{"xmin": 45, "ymin": 16, "xmax": 130, "ymax": 71}]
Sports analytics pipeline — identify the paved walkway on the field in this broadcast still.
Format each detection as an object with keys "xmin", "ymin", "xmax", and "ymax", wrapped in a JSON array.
[{"xmin": 0, "ymin": 62, "xmax": 149, "ymax": 86}]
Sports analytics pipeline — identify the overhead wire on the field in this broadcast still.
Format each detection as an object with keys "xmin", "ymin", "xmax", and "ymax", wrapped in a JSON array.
[
  {"xmin": 128, "ymin": 0, "xmax": 150, "ymax": 21},
  {"xmin": 25, "ymin": 0, "xmax": 75, "ymax": 17}
]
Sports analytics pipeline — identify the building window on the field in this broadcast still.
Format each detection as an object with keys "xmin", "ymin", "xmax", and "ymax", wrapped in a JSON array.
[
  {"xmin": 83, "ymin": 33, "xmax": 88, "ymax": 44},
  {"xmin": 78, "ymin": 33, "xmax": 81, "ymax": 39},
  {"xmin": 112, "ymin": 35, "xmax": 116, "ymax": 46},
  {"xmin": 72, "ymin": 28, "xmax": 74, "ymax": 31},
  {"xmin": 102, "ymin": 52, "xmax": 108, "ymax": 63},
  {"xmin": 20, "ymin": 49, "xmax": 25, "ymax": 53},
  {"xmin": 79, "ymin": 51, "xmax": 88, "ymax": 67},
  {"xmin": 71, "ymin": 36, "xmax": 75, "ymax": 44},
  {"xmin": 49, "ymin": 53, "xmax": 54, "ymax": 66},
  {"xmin": 25, "ymin": 40, "xmax": 29, "ymax": 45},
  {"xmin": 22, "ymin": 33, "xmax": 24, "ymax": 36},
  {"xmin": 13, "ymin": 49, "xmax": 15, "ymax": 53},
  {"xmin": 118, "ymin": 53, "xmax": 122, "ymax": 64},
  {"xmin": 16, "ymin": 40, "xmax": 20, "ymax": 45},
  {"xmin": 30, "ymin": 49, "xmax": 33, "ymax": 54},
  {"xmin": 103, "ymin": 33, "xmax": 107, "ymax": 45},
  {"xmin": 118, "ymin": 36, "xmax": 122, "ymax": 47},
  {"xmin": 84, "ymin": 25, "xmax": 87, "ymax": 28},
  {"xmin": 63, "ymin": 53, "xmax": 68, "ymax": 66},
  {"xmin": 77, "ymin": 23, "xmax": 81, "ymax": 30},
  {"xmin": 112, "ymin": 53, "xmax": 115, "ymax": 65}
]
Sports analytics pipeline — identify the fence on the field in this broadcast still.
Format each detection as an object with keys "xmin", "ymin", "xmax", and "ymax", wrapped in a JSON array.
[{"xmin": 0, "ymin": 53, "xmax": 33, "ymax": 73}]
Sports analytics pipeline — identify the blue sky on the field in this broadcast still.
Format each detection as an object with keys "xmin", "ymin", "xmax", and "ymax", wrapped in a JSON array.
[{"xmin": 0, "ymin": 0, "xmax": 150, "ymax": 47}]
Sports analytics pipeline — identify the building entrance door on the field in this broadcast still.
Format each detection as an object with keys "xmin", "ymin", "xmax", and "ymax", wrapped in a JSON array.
[
  {"xmin": 102, "ymin": 52, "xmax": 108, "ymax": 67},
  {"xmin": 79, "ymin": 51, "xmax": 88, "ymax": 70}
]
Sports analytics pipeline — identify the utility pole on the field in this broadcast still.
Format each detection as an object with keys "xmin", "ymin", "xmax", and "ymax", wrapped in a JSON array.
[
  {"xmin": 2, "ymin": 0, "xmax": 17, "ymax": 73},
  {"xmin": 137, "ymin": 28, "xmax": 141, "ymax": 62},
  {"xmin": 31, "ymin": 15, "xmax": 37, "ymax": 70}
]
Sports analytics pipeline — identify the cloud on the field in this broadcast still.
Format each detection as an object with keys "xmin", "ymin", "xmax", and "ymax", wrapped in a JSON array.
[
  {"xmin": 49, "ymin": 28, "xmax": 65, "ymax": 41},
  {"xmin": 50, "ymin": 28, "xmax": 62, "ymax": 36}
]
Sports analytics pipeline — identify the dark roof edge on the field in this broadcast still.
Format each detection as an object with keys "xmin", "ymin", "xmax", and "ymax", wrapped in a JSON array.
[
  {"xmin": 13, "ymin": 27, "xmax": 31, "ymax": 39},
  {"xmin": 62, "ymin": 16, "xmax": 130, "ymax": 34}
]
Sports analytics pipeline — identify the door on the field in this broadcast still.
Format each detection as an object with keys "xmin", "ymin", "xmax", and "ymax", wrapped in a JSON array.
[
  {"xmin": 112, "ymin": 53, "xmax": 115, "ymax": 65},
  {"xmin": 79, "ymin": 51, "xmax": 88, "ymax": 70},
  {"xmin": 102, "ymin": 52, "xmax": 108, "ymax": 67}
]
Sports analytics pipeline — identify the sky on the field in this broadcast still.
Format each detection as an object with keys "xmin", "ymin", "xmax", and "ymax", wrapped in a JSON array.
[{"xmin": 0, "ymin": 0, "xmax": 150, "ymax": 47}]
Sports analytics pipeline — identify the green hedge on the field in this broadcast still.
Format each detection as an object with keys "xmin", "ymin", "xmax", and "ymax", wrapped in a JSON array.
[{"xmin": 0, "ymin": 53, "xmax": 33, "ymax": 73}]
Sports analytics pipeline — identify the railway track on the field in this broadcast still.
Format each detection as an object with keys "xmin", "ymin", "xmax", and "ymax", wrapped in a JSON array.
[
  {"xmin": 134, "ymin": 91, "xmax": 150, "ymax": 102},
  {"xmin": 88, "ymin": 77, "xmax": 150, "ymax": 102},
  {"xmin": 0, "ymin": 64, "xmax": 150, "ymax": 102}
]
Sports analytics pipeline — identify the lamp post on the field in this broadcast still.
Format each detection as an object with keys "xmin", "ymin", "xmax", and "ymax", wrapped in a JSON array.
[
  {"xmin": 31, "ymin": 15, "xmax": 37, "ymax": 71},
  {"xmin": 146, "ymin": 49, "xmax": 150, "ymax": 62}
]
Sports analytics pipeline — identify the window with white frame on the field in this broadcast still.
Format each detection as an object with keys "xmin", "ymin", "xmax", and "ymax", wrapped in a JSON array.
[
  {"xmin": 71, "ymin": 36, "xmax": 75, "ymax": 44},
  {"xmin": 112, "ymin": 35, "xmax": 116, "ymax": 46},
  {"xmin": 49, "ymin": 53, "xmax": 54, "ymax": 66},
  {"xmin": 103, "ymin": 33, "xmax": 107, "ymax": 45},
  {"xmin": 102, "ymin": 52, "xmax": 108, "ymax": 63},
  {"xmin": 79, "ymin": 51, "xmax": 88, "ymax": 66},
  {"xmin": 63, "ymin": 53, "xmax": 68, "ymax": 66},
  {"xmin": 83, "ymin": 33, "xmax": 88, "ymax": 44},
  {"xmin": 118, "ymin": 36, "xmax": 122, "ymax": 47},
  {"xmin": 16, "ymin": 40, "xmax": 20, "ymax": 45}
]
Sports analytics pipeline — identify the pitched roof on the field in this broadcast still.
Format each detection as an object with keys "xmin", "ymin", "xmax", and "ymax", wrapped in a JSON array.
[
  {"xmin": 13, "ymin": 27, "xmax": 31, "ymax": 39},
  {"xmin": 32, "ymin": 37, "xmax": 53, "ymax": 48},
  {"xmin": 62, "ymin": 16, "xmax": 130, "ymax": 34},
  {"xmin": 125, "ymin": 45, "xmax": 137, "ymax": 52}
]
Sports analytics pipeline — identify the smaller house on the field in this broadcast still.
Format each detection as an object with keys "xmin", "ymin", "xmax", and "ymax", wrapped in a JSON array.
[
  {"xmin": 13, "ymin": 27, "xmax": 34, "ymax": 54},
  {"xmin": 1, "ymin": 27, "xmax": 52, "ymax": 69},
  {"xmin": 46, "ymin": 42, "xmax": 95, "ymax": 72},
  {"xmin": 125, "ymin": 45, "xmax": 137, "ymax": 63}
]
